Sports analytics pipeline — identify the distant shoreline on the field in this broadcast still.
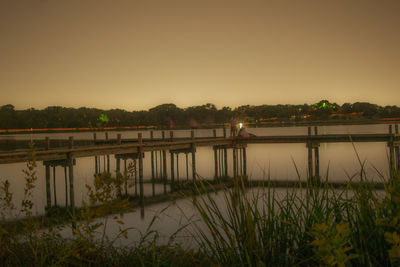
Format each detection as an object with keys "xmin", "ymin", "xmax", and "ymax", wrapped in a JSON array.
[{"xmin": 1, "ymin": 118, "xmax": 399, "ymax": 135}]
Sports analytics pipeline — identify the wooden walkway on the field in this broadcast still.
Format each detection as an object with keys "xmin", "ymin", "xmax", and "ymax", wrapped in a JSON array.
[
  {"xmin": 1, "ymin": 125, "xmax": 399, "ymax": 214},
  {"xmin": 0, "ymin": 132, "xmax": 399, "ymax": 164}
]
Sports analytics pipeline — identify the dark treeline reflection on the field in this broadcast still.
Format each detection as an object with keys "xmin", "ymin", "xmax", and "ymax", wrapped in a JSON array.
[{"xmin": 1, "ymin": 100, "xmax": 400, "ymax": 129}]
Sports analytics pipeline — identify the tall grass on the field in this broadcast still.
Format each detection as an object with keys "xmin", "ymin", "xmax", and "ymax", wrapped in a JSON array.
[{"xmin": 189, "ymin": 172, "xmax": 400, "ymax": 266}]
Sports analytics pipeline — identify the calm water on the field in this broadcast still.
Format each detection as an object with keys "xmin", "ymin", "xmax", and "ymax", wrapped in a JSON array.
[{"xmin": 0, "ymin": 124, "xmax": 392, "ymax": 216}]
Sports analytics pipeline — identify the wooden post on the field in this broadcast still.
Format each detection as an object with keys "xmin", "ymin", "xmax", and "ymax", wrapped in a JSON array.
[
  {"xmin": 214, "ymin": 147, "xmax": 218, "ymax": 179},
  {"xmin": 93, "ymin": 133, "xmax": 97, "ymax": 143},
  {"xmin": 138, "ymin": 133, "xmax": 144, "ymax": 208},
  {"xmin": 389, "ymin": 125, "xmax": 394, "ymax": 173},
  {"xmin": 186, "ymin": 153, "xmax": 189, "ymax": 181},
  {"xmin": 213, "ymin": 129, "xmax": 217, "ymax": 138},
  {"xmin": 64, "ymin": 166, "xmax": 68, "ymax": 208},
  {"xmin": 162, "ymin": 130, "xmax": 165, "ymax": 140},
  {"xmin": 95, "ymin": 156, "xmax": 98, "ymax": 175},
  {"xmin": 150, "ymin": 131, "xmax": 155, "ymax": 196},
  {"xmin": 155, "ymin": 151, "xmax": 158, "ymax": 179},
  {"xmin": 68, "ymin": 136, "xmax": 74, "ymax": 149},
  {"xmin": 45, "ymin": 164, "xmax": 51, "ymax": 209},
  {"xmin": 116, "ymin": 158, "xmax": 121, "ymax": 172},
  {"xmin": 224, "ymin": 147, "xmax": 228, "ymax": 178},
  {"xmin": 68, "ymin": 156, "xmax": 75, "ymax": 214},
  {"xmin": 243, "ymin": 148, "xmax": 247, "ymax": 177},
  {"xmin": 105, "ymin": 132, "xmax": 109, "ymax": 141},
  {"xmin": 151, "ymin": 151, "xmax": 155, "ymax": 187},
  {"xmin": 314, "ymin": 126, "xmax": 320, "ymax": 179},
  {"xmin": 117, "ymin": 134, "xmax": 121, "ymax": 145},
  {"xmin": 107, "ymin": 155, "xmax": 110, "ymax": 173},
  {"xmin": 124, "ymin": 159, "xmax": 128, "ymax": 196},
  {"xmin": 239, "ymin": 147, "xmax": 243, "ymax": 176},
  {"xmin": 191, "ymin": 130, "xmax": 196, "ymax": 180},
  {"xmin": 219, "ymin": 149, "xmax": 223, "ymax": 178},
  {"xmin": 170, "ymin": 131, "xmax": 173, "ymax": 142},
  {"xmin": 307, "ymin": 127, "xmax": 313, "ymax": 179},
  {"xmin": 163, "ymin": 150, "xmax": 167, "ymax": 194},
  {"xmin": 396, "ymin": 124, "xmax": 399, "ymax": 170},
  {"xmin": 134, "ymin": 159, "xmax": 138, "ymax": 197},
  {"xmin": 176, "ymin": 153, "xmax": 180, "ymax": 183},
  {"xmin": 115, "ymin": 157, "xmax": 121, "ymax": 198},
  {"xmin": 103, "ymin": 155, "xmax": 106, "ymax": 172},
  {"xmin": 170, "ymin": 152, "xmax": 175, "ymax": 190},
  {"xmin": 45, "ymin": 137, "xmax": 50, "ymax": 150},
  {"xmin": 223, "ymin": 128, "xmax": 226, "ymax": 138},
  {"xmin": 53, "ymin": 166, "xmax": 57, "ymax": 206},
  {"xmin": 151, "ymin": 164, "xmax": 156, "ymax": 197},
  {"xmin": 233, "ymin": 148, "xmax": 237, "ymax": 178}
]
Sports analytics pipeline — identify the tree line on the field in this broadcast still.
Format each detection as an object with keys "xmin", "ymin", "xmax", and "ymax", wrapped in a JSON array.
[{"xmin": 0, "ymin": 100, "xmax": 399, "ymax": 130}]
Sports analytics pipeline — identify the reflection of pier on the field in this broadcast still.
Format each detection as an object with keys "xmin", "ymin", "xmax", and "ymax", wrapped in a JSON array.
[{"xmin": 0, "ymin": 125, "xmax": 399, "ymax": 213}]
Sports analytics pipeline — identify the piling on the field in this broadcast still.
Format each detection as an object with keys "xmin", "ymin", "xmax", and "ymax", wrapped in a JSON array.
[
  {"xmin": 116, "ymin": 158, "xmax": 121, "ymax": 197},
  {"xmin": 138, "ymin": 133, "xmax": 144, "ymax": 209},
  {"xmin": 170, "ymin": 151, "xmax": 175, "ymax": 190},
  {"xmin": 314, "ymin": 126, "xmax": 320, "ymax": 179},
  {"xmin": 155, "ymin": 151, "xmax": 158, "ymax": 179},
  {"xmin": 239, "ymin": 148, "xmax": 243, "ymax": 176},
  {"xmin": 219, "ymin": 149, "xmax": 223, "ymax": 178},
  {"xmin": 45, "ymin": 164, "xmax": 51, "ymax": 208},
  {"xmin": 53, "ymin": 166, "xmax": 57, "ymax": 206},
  {"xmin": 233, "ymin": 148, "xmax": 237, "ymax": 178},
  {"xmin": 107, "ymin": 155, "xmax": 110, "ymax": 173},
  {"xmin": 95, "ymin": 156, "xmax": 98, "ymax": 174},
  {"xmin": 64, "ymin": 166, "xmax": 68, "ymax": 207},
  {"xmin": 124, "ymin": 159, "xmax": 128, "ymax": 196},
  {"xmin": 68, "ymin": 155, "xmax": 75, "ymax": 215},
  {"xmin": 162, "ymin": 150, "xmax": 167, "ymax": 194},
  {"xmin": 191, "ymin": 130, "xmax": 196, "ymax": 180},
  {"xmin": 395, "ymin": 124, "xmax": 399, "ymax": 170},
  {"xmin": 243, "ymin": 148, "xmax": 247, "ymax": 177},
  {"xmin": 224, "ymin": 147, "xmax": 228, "ymax": 177},
  {"xmin": 134, "ymin": 159, "xmax": 138, "ymax": 197},
  {"xmin": 186, "ymin": 153, "xmax": 189, "ymax": 181},
  {"xmin": 307, "ymin": 127, "xmax": 313, "ymax": 179},
  {"xmin": 150, "ymin": 131, "xmax": 155, "ymax": 196},
  {"xmin": 389, "ymin": 125, "xmax": 394, "ymax": 173},
  {"xmin": 214, "ymin": 147, "xmax": 218, "ymax": 179},
  {"xmin": 176, "ymin": 153, "xmax": 180, "ymax": 183}
]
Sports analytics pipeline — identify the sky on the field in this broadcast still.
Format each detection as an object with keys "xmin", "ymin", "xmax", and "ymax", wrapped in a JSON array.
[{"xmin": 1, "ymin": 0, "xmax": 399, "ymax": 111}]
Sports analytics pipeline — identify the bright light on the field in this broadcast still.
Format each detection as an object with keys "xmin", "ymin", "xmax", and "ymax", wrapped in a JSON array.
[{"xmin": 239, "ymin": 123, "xmax": 243, "ymax": 129}]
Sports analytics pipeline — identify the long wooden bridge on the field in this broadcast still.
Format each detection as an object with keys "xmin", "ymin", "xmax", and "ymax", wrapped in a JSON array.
[{"xmin": 0, "ymin": 125, "xmax": 399, "ymax": 214}]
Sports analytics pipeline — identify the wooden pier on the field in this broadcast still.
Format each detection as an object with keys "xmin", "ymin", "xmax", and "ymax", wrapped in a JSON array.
[{"xmin": 0, "ymin": 125, "xmax": 399, "ymax": 213}]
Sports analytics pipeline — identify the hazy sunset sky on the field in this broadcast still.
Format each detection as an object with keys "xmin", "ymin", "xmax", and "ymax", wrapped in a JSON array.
[{"xmin": 1, "ymin": 0, "xmax": 399, "ymax": 111}]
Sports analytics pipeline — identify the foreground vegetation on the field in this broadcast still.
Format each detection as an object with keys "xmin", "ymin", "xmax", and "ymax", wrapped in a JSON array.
[{"xmin": 1, "ymin": 153, "xmax": 400, "ymax": 266}]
